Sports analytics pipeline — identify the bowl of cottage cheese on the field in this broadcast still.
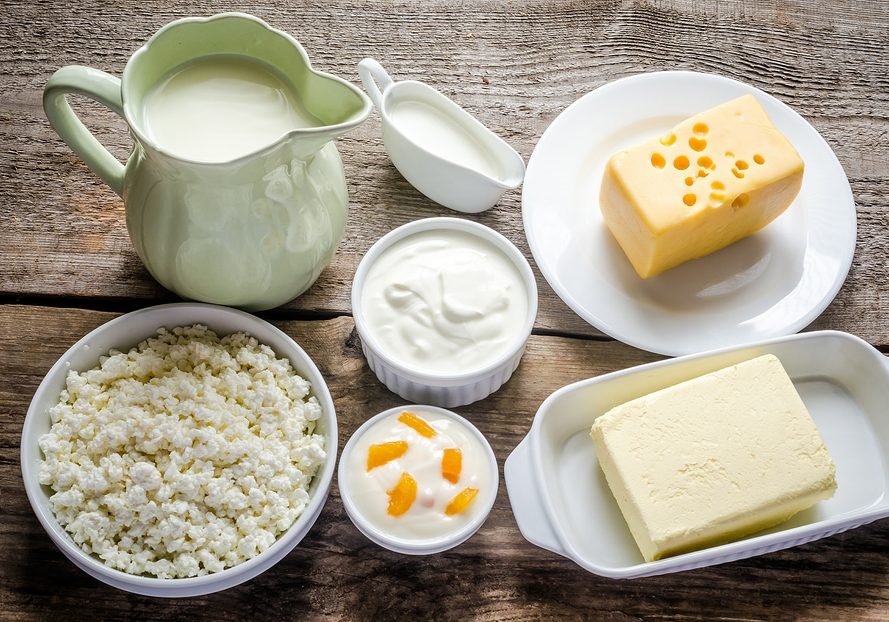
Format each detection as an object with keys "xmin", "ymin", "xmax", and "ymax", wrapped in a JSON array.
[{"xmin": 20, "ymin": 303, "xmax": 337, "ymax": 597}]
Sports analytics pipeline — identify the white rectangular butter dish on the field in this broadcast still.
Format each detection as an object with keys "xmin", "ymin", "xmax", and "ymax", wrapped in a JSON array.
[{"xmin": 504, "ymin": 330, "xmax": 889, "ymax": 578}]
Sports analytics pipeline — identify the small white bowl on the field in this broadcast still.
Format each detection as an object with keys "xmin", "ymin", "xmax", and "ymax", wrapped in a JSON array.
[
  {"xmin": 20, "ymin": 303, "xmax": 338, "ymax": 597},
  {"xmin": 351, "ymin": 217, "xmax": 538, "ymax": 407},
  {"xmin": 338, "ymin": 405, "xmax": 498, "ymax": 554}
]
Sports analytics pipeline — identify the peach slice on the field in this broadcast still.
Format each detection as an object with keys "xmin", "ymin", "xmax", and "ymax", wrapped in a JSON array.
[
  {"xmin": 444, "ymin": 487, "xmax": 479, "ymax": 516},
  {"xmin": 387, "ymin": 472, "xmax": 418, "ymax": 516},
  {"xmin": 367, "ymin": 441, "xmax": 408, "ymax": 471},
  {"xmin": 441, "ymin": 448, "xmax": 462, "ymax": 484},
  {"xmin": 398, "ymin": 411, "xmax": 437, "ymax": 438}
]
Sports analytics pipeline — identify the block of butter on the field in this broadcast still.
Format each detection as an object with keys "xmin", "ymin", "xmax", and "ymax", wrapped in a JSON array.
[
  {"xmin": 600, "ymin": 95, "xmax": 804, "ymax": 278},
  {"xmin": 590, "ymin": 354, "xmax": 836, "ymax": 562}
]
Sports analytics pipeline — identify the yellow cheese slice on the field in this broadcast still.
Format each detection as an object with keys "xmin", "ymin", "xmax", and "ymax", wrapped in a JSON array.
[
  {"xmin": 600, "ymin": 95, "xmax": 804, "ymax": 278},
  {"xmin": 590, "ymin": 354, "xmax": 837, "ymax": 562}
]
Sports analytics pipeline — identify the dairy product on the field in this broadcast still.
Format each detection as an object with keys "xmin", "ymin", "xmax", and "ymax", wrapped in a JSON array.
[
  {"xmin": 346, "ymin": 410, "xmax": 491, "ymax": 540},
  {"xmin": 38, "ymin": 325, "xmax": 326, "ymax": 578},
  {"xmin": 143, "ymin": 56, "xmax": 320, "ymax": 163},
  {"xmin": 590, "ymin": 354, "xmax": 836, "ymax": 562},
  {"xmin": 600, "ymin": 94, "xmax": 804, "ymax": 278},
  {"xmin": 388, "ymin": 99, "xmax": 503, "ymax": 180},
  {"xmin": 360, "ymin": 229, "xmax": 528, "ymax": 375}
]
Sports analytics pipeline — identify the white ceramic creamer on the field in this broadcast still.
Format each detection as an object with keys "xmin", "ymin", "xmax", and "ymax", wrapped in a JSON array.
[
  {"xmin": 358, "ymin": 58, "xmax": 524, "ymax": 213},
  {"xmin": 387, "ymin": 100, "xmax": 503, "ymax": 181}
]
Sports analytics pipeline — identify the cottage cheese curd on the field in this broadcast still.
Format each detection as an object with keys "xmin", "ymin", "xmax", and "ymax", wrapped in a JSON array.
[{"xmin": 38, "ymin": 325, "xmax": 325, "ymax": 579}]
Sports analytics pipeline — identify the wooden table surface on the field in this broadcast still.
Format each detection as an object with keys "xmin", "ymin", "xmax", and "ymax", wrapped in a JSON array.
[{"xmin": 2, "ymin": 1, "xmax": 888, "ymax": 619}]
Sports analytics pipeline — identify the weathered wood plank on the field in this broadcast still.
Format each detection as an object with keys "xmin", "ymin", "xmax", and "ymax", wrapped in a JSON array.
[
  {"xmin": 1, "ymin": 0, "xmax": 887, "ymax": 343},
  {"xmin": 3, "ymin": 304, "xmax": 889, "ymax": 620}
]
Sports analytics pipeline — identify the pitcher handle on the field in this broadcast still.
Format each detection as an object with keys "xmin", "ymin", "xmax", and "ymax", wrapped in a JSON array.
[
  {"xmin": 44, "ymin": 66, "xmax": 126, "ymax": 197},
  {"xmin": 357, "ymin": 58, "xmax": 394, "ymax": 111}
]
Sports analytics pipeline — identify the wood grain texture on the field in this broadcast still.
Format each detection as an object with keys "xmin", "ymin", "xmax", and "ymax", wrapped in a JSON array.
[
  {"xmin": 0, "ymin": 0, "xmax": 887, "ymax": 342},
  {"xmin": 4, "ymin": 304, "xmax": 889, "ymax": 621},
  {"xmin": 2, "ymin": 1, "xmax": 889, "ymax": 619}
]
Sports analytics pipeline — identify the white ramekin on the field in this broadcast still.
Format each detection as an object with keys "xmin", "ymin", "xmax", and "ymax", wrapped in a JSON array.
[
  {"xmin": 20, "ymin": 303, "xmax": 338, "ymax": 597},
  {"xmin": 351, "ymin": 217, "xmax": 538, "ymax": 407},
  {"xmin": 338, "ymin": 405, "xmax": 498, "ymax": 554}
]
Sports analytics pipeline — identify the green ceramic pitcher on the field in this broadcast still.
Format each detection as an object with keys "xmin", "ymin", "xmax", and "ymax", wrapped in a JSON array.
[{"xmin": 44, "ymin": 13, "xmax": 371, "ymax": 310}]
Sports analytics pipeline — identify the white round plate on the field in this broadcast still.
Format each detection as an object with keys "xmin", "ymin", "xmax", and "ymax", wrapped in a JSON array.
[{"xmin": 522, "ymin": 71, "xmax": 856, "ymax": 356}]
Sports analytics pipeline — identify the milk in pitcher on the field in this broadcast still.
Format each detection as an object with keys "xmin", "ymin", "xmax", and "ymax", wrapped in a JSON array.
[{"xmin": 143, "ymin": 56, "xmax": 320, "ymax": 163}]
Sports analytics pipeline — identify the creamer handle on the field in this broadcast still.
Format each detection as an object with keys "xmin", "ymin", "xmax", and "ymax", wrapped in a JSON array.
[
  {"xmin": 43, "ymin": 66, "xmax": 126, "ymax": 197},
  {"xmin": 504, "ymin": 436, "xmax": 565, "ymax": 556},
  {"xmin": 357, "ymin": 58, "xmax": 394, "ymax": 111}
]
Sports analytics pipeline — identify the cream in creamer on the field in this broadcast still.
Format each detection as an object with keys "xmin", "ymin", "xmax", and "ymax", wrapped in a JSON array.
[
  {"xmin": 346, "ymin": 410, "xmax": 492, "ymax": 540},
  {"xmin": 388, "ymin": 100, "xmax": 503, "ymax": 180},
  {"xmin": 142, "ymin": 56, "xmax": 320, "ymax": 163},
  {"xmin": 360, "ymin": 229, "xmax": 528, "ymax": 375}
]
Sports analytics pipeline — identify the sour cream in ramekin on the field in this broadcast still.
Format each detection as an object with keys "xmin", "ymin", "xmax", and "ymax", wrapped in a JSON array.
[
  {"xmin": 360, "ymin": 228, "xmax": 527, "ymax": 375},
  {"xmin": 351, "ymin": 218, "xmax": 538, "ymax": 408}
]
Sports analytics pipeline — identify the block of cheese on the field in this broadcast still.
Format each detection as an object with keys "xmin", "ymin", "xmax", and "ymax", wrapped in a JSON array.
[
  {"xmin": 600, "ymin": 95, "xmax": 804, "ymax": 278},
  {"xmin": 590, "ymin": 354, "xmax": 836, "ymax": 562}
]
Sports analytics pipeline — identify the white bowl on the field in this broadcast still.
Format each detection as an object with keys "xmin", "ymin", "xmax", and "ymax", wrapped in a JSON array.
[
  {"xmin": 338, "ymin": 405, "xmax": 498, "ymax": 554},
  {"xmin": 505, "ymin": 330, "xmax": 889, "ymax": 578},
  {"xmin": 20, "ymin": 303, "xmax": 338, "ymax": 597},
  {"xmin": 351, "ymin": 217, "xmax": 538, "ymax": 407}
]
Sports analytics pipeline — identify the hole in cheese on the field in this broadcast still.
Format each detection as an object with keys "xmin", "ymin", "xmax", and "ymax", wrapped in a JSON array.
[
  {"xmin": 674, "ymin": 155, "xmax": 690, "ymax": 170},
  {"xmin": 697, "ymin": 156, "xmax": 714, "ymax": 169},
  {"xmin": 660, "ymin": 132, "xmax": 677, "ymax": 146},
  {"xmin": 689, "ymin": 137, "xmax": 707, "ymax": 152},
  {"xmin": 711, "ymin": 180, "xmax": 725, "ymax": 190},
  {"xmin": 736, "ymin": 159, "xmax": 749, "ymax": 170},
  {"xmin": 651, "ymin": 153, "xmax": 666, "ymax": 168},
  {"xmin": 684, "ymin": 176, "xmax": 694, "ymax": 186},
  {"xmin": 731, "ymin": 168, "xmax": 745, "ymax": 179},
  {"xmin": 693, "ymin": 122, "xmax": 709, "ymax": 135},
  {"xmin": 683, "ymin": 193, "xmax": 697, "ymax": 206},
  {"xmin": 732, "ymin": 193, "xmax": 750, "ymax": 208},
  {"xmin": 753, "ymin": 153, "xmax": 765, "ymax": 165}
]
